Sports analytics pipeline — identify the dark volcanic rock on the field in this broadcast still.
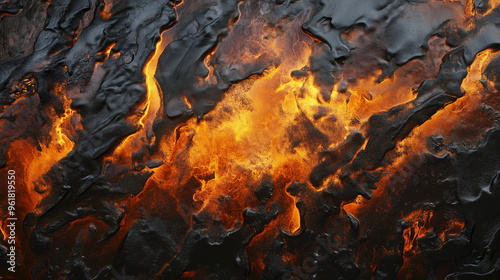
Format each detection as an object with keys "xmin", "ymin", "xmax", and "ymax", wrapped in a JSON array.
[{"xmin": 0, "ymin": 0, "xmax": 499, "ymax": 279}]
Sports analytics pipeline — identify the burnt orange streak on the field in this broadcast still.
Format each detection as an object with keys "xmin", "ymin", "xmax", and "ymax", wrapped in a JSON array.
[
  {"xmin": 343, "ymin": 73, "xmax": 415, "ymax": 124},
  {"xmin": 404, "ymin": 49, "xmax": 498, "ymax": 147},
  {"xmin": 246, "ymin": 227, "xmax": 276, "ymax": 278},
  {"xmin": 399, "ymin": 208, "xmax": 465, "ymax": 278},
  {"xmin": 402, "ymin": 209, "xmax": 434, "ymax": 255},
  {"xmin": 343, "ymin": 51, "xmax": 489, "ymax": 280},
  {"xmin": 440, "ymin": 219, "xmax": 466, "ymax": 241},
  {"xmin": 0, "ymin": 222, "xmax": 8, "ymax": 242},
  {"xmin": 202, "ymin": 49, "xmax": 216, "ymax": 85},
  {"xmin": 463, "ymin": 0, "xmax": 475, "ymax": 16},
  {"xmin": 106, "ymin": 31, "xmax": 172, "ymax": 164},
  {"xmin": 449, "ymin": 0, "xmax": 475, "ymax": 22},
  {"xmin": 97, "ymin": 42, "xmax": 116, "ymax": 59},
  {"xmin": 313, "ymin": 37, "xmax": 453, "ymax": 194},
  {"xmin": 341, "ymin": 35, "xmax": 453, "ymax": 125},
  {"xmin": 344, "ymin": 49, "xmax": 499, "ymax": 218},
  {"xmin": 3, "ymin": 144, "xmax": 40, "ymax": 218},
  {"xmin": 99, "ymin": 0, "xmax": 114, "ymax": 20},
  {"xmin": 485, "ymin": 0, "xmax": 500, "ymax": 15},
  {"xmin": 179, "ymin": 271, "xmax": 197, "ymax": 279},
  {"xmin": 29, "ymin": 95, "xmax": 77, "ymax": 201},
  {"xmin": 462, "ymin": 49, "xmax": 499, "ymax": 91},
  {"xmin": 1, "ymin": 90, "xmax": 77, "ymax": 219},
  {"xmin": 2, "ymin": 140, "xmax": 55, "ymax": 280},
  {"xmin": 182, "ymin": 96, "xmax": 192, "ymax": 110}
]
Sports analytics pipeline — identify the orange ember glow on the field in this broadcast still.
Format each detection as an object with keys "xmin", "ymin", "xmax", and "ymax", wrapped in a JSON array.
[
  {"xmin": 402, "ymin": 48, "xmax": 499, "ymax": 150},
  {"xmin": 133, "ymin": 0, "xmax": 492, "ymax": 237},
  {"xmin": 105, "ymin": 32, "xmax": 171, "ymax": 165},
  {"xmin": 403, "ymin": 209, "xmax": 435, "ymax": 255},
  {"xmin": 31, "ymin": 91, "xmax": 76, "ymax": 195},
  {"xmin": 97, "ymin": 42, "xmax": 116, "ymax": 59},
  {"xmin": 399, "ymin": 208, "xmax": 465, "ymax": 278},
  {"xmin": 3, "ymin": 0, "xmax": 500, "ymax": 278},
  {"xmin": 345, "ymin": 48, "xmax": 499, "ymax": 218},
  {"xmin": 4, "ymin": 85, "xmax": 78, "ymax": 214},
  {"xmin": 99, "ymin": 0, "xmax": 114, "ymax": 20},
  {"xmin": 485, "ymin": 0, "xmax": 500, "ymax": 15}
]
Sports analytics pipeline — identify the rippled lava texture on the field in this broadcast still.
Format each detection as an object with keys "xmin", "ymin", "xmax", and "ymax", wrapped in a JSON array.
[{"xmin": 1, "ymin": 0, "xmax": 500, "ymax": 279}]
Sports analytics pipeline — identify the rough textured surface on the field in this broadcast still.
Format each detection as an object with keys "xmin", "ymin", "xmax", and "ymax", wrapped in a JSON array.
[{"xmin": 1, "ymin": 0, "xmax": 500, "ymax": 279}]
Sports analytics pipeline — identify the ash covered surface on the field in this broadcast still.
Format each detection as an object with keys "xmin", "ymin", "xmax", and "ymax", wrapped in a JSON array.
[{"xmin": 1, "ymin": 0, "xmax": 500, "ymax": 279}]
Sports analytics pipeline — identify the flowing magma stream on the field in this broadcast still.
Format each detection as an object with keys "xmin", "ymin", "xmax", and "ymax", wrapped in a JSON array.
[{"xmin": 1, "ymin": 0, "xmax": 500, "ymax": 279}]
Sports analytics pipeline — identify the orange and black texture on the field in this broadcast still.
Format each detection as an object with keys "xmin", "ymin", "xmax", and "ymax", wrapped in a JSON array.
[{"xmin": 1, "ymin": 0, "xmax": 500, "ymax": 279}]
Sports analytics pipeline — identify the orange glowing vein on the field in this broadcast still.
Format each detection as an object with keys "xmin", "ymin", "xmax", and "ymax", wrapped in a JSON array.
[
  {"xmin": 141, "ymin": 33, "xmax": 165, "ymax": 133},
  {"xmin": 113, "ymin": 32, "xmax": 170, "ymax": 155}
]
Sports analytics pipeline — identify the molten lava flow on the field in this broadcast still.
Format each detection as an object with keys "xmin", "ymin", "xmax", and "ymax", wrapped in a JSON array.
[
  {"xmin": 399, "ymin": 207, "xmax": 465, "ymax": 278},
  {"xmin": 4, "ymin": 83, "xmax": 78, "ymax": 212},
  {"xmin": 2, "ymin": 0, "xmax": 500, "ymax": 279},
  {"xmin": 97, "ymin": 42, "xmax": 116, "ymax": 60},
  {"xmin": 399, "ymin": 48, "xmax": 499, "ymax": 149},
  {"xmin": 485, "ymin": 0, "xmax": 500, "ymax": 15},
  {"xmin": 141, "ymin": 34, "xmax": 170, "ymax": 138},
  {"xmin": 402, "ymin": 209, "xmax": 435, "ymax": 255},
  {"xmin": 28, "ymin": 103, "xmax": 76, "ymax": 195},
  {"xmin": 344, "ymin": 47, "xmax": 499, "ymax": 216},
  {"xmin": 149, "ymin": 24, "xmax": 318, "ymax": 233},
  {"xmin": 105, "ymin": 32, "xmax": 171, "ymax": 166}
]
